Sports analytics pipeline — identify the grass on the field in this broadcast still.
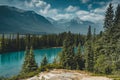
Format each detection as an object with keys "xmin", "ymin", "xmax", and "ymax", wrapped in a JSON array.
[{"xmin": 91, "ymin": 73, "xmax": 120, "ymax": 80}]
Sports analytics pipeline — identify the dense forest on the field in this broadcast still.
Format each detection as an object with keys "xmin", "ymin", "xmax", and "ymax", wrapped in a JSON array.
[
  {"xmin": 0, "ymin": 32, "xmax": 85, "ymax": 53},
  {"xmin": 0, "ymin": 3, "xmax": 120, "ymax": 80}
]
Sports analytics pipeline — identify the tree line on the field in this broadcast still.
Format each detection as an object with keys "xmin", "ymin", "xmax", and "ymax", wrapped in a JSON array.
[{"xmin": 0, "ymin": 32, "xmax": 85, "ymax": 53}]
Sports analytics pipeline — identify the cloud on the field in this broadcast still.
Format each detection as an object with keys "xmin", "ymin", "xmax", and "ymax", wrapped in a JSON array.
[
  {"xmin": 81, "ymin": 0, "xmax": 89, "ymax": 3},
  {"xmin": 25, "ymin": 0, "xmax": 48, "ymax": 8},
  {"xmin": 39, "ymin": 8, "xmax": 58, "ymax": 17},
  {"xmin": 54, "ymin": 13, "xmax": 73, "ymax": 20},
  {"xmin": 76, "ymin": 10, "xmax": 104, "ymax": 23},
  {"xmin": 92, "ymin": 8, "xmax": 105, "ymax": 14},
  {"xmin": 24, "ymin": 0, "xmax": 59, "ymax": 17},
  {"xmin": 35, "ymin": 0, "xmax": 47, "ymax": 7},
  {"xmin": 65, "ymin": 5, "xmax": 79, "ymax": 12}
]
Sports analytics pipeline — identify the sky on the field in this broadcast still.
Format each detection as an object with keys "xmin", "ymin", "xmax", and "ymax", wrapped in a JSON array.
[{"xmin": 0, "ymin": 0, "xmax": 120, "ymax": 24}]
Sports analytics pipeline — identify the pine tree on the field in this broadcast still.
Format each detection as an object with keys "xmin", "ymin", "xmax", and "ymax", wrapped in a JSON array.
[
  {"xmin": 1, "ymin": 34, "xmax": 5, "ymax": 52},
  {"xmin": 16, "ymin": 33, "xmax": 20, "ymax": 51},
  {"xmin": 21, "ymin": 46, "xmax": 38, "ymax": 74},
  {"xmin": 28, "ymin": 46, "xmax": 38, "ymax": 71},
  {"xmin": 21, "ymin": 46, "xmax": 29, "ymax": 74},
  {"xmin": 86, "ymin": 26, "xmax": 92, "ymax": 41},
  {"xmin": 93, "ymin": 28, "xmax": 96, "ymax": 42},
  {"xmin": 104, "ymin": 3, "xmax": 114, "ymax": 30},
  {"xmin": 85, "ymin": 26, "xmax": 94, "ymax": 72},
  {"xmin": 114, "ymin": 4, "xmax": 120, "ymax": 25},
  {"xmin": 112, "ymin": 4, "xmax": 120, "ymax": 40},
  {"xmin": 75, "ymin": 43, "xmax": 84, "ymax": 70},
  {"xmin": 25, "ymin": 34, "xmax": 31, "ymax": 48},
  {"xmin": 41, "ymin": 55, "xmax": 48, "ymax": 67},
  {"xmin": 60, "ymin": 31, "xmax": 75, "ymax": 69}
]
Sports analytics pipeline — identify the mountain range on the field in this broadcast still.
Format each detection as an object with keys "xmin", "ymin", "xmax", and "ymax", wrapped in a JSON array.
[
  {"xmin": 0, "ymin": 5, "xmax": 103, "ymax": 34},
  {"xmin": 0, "ymin": 5, "xmax": 60, "ymax": 34},
  {"xmin": 47, "ymin": 17, "xmax": 103, "ymax": 34}
]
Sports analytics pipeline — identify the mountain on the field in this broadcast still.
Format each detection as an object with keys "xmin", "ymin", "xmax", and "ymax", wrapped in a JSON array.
[
  {"xmin": 47, "ymin": 17, "xmax": 103, "ymax": 34},
  {"xmin": 46, "ymin": 17, "xmax": 56, "ymax": 24},
  {"xmin": 0, "ymin": 5, "xmax": 60, "ymax": 34}
]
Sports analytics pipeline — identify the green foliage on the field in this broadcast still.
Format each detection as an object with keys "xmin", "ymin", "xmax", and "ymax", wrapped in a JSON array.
[
  {"xmin": 94, "ymin": 55, "xmax": 113, "ymax": 74},
  {"xmin": 60, "ymin": 32, "xmax": 76, "ymax": 70},
  {"xmin": 0, "ymin": 34, "xmax": 5, "ymax": 52},
  {"xmin": 75, "ymin": 43, "xmax": 84, "ymax": 70},
  {"xmin": 39, "ymin": 64, "xmax": 63, "ymax": 72},
  {"xmin": 93, "ymin": 3, "xmax": 120, "ymax": 75},
  {"xmin": 0, "ymin": 32, "xmax": 85, "ymax": 54},
  {"xmin": 85, "ymin": 26, "xmax": 94, "ymax": 72},
  {"xmin": 86, "ymin": 26, "xmax": 92, "ymax": 41},
  {"xmin": 40, "ymin": 55, "xmax": 48, "ymax": 67},
  {"xmin": 104, "ymin": 3, "xmax": 114, "ymax": 30},
  {"xmin": 21, "ymin": 46, "xmax": 38, "ymax": 74},
  {"xmin": 0, "ymin": 77, "xmax": 8, "ymax": 80},
  {"xmin": 114, "ymin": 4, "xmax": 120, "ymax": 26}
]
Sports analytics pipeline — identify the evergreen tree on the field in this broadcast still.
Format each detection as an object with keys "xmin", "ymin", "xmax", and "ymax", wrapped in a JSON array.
[
  {"xmin": 41, "ymin": 55, "xmax": 48, "ymax": 67},
  {"xmin": 93, "ymin": 28, "xmax": 96, "ymax": 42},
  {"xmin": 75, "ymin": 43, "xmax": 84, "ymax": 70},
  {"xmin": 21, "ymin": 46, "xmax": 38, "ymax": 74},
  {"xmin": 104, "ymin": 3, "xmax": 114, "ymax": 30},
  {"xmin": 85, "ymin": 26, "xmax": 94, "ymax": 72},
  {"xmin": 25, "ymin": 34, "xmax": 31, "ymax": 48},
  {"xmin": 16, "ymin": 33, "xmax": 20, "ymax": 51},
  {"xmin": 28, "ymin": 46, "xmax": 38, "ymax": 71},
  {"xmin": 1, "ymin": 34, "xmax": 5, "ymax": 52},
  {"xmin": 86, "ymin": 26, "xmax": 92, "ymax": 41},
  {"xmin": 114, "ymin": 4, "xmax": 120, "ymax": 25},
  {"xmin": 85, "ymin": 42, "xmax": 94, "ymax": 72},
  {"xmin": 60, "ymin": 31, "xmax": 75, "ymax": 69}
]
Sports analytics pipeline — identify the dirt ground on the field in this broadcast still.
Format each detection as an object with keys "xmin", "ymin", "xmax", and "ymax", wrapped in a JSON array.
[{"xmin": 24, "ymin": 69, "xmax": 112, "ymax": 80}]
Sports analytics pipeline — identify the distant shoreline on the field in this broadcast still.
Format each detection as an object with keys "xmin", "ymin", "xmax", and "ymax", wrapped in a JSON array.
[{"xmin": 0, "ymin": 46, "xmax": 62, "ymax": 54}]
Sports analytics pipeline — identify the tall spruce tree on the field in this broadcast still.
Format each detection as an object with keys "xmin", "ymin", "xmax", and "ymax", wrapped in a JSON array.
[
  {"xmin": 104, "ymin": 3, "xmax": 114, "ymax": 30},
  {"xmin": 75, "ymin": 43, "xmax": 84, "ymax": 70},
  {"xmin": 60, "ymin": 31, "xmax": 75, "ymax": 69},
  {"xmin": 40, "ymin": 55, "xmax": 48, "ymax": 67},
  {"xmin": 21, "ymin": 46, "xmax": 38, "ymax": 74},
  {"xmin": 86, "ymin": 26, "xmax": 92, "ymax": 41},
  {"xmin": 112, "ymin": 4, "xmax": 120, "ymax": 40},
  {"xmin": 93, "ymin": 28, "xmax": 96, "ymax": 42},
  {"xmin": 114, "ymin": 4, "xmax": 120, "ymax": 25},
  {"xmin": 85, "ymin": 26, "xmax": 94, "ymax": 72}
]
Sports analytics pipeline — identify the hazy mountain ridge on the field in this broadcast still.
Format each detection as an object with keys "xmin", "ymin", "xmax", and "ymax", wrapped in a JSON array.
[
  {"xmin": 47, "ymin": 17, "xmax": 102, "ymax": 34},
  {"xmin": 0, "ymin": 5, "xmax": 60, "ymax": 34}
]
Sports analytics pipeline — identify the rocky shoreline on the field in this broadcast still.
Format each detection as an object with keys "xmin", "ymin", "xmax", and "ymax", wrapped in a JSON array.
[{"xmin": 23, "ymin": 69, "xmax": 112, "ymax": 80}]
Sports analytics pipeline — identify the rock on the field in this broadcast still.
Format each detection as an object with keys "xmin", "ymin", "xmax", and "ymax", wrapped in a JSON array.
[{"xmin": 24, "ymin": 69, "xmax": 112, "ymax": 80}]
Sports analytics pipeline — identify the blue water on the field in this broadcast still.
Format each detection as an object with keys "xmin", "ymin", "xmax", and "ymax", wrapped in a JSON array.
[{"xmin": 0, "ymin": 48, "xmax": 62, "ymax": 77}]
